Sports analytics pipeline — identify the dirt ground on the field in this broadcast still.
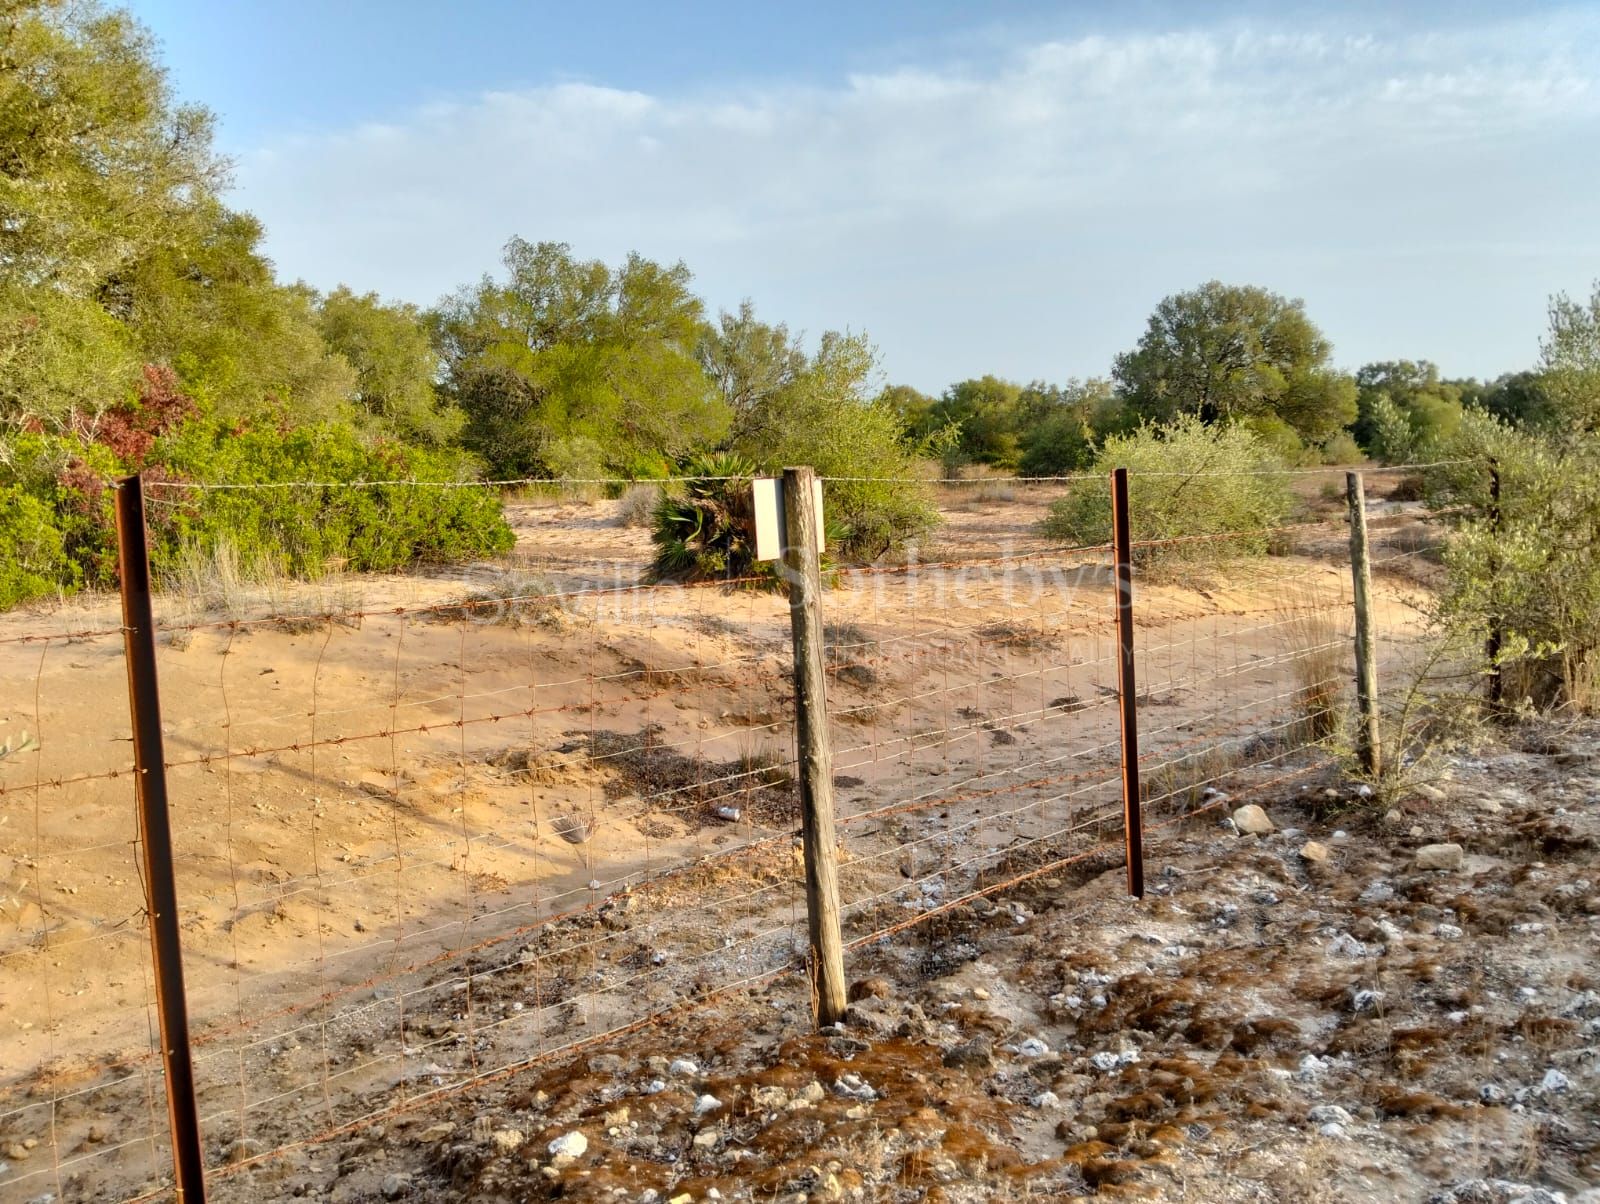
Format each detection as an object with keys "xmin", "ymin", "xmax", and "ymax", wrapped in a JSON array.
[
  {"xmin": 205, "ymin": 720, "xmax": 1600, "ymax": 1204},
  {"xmin": 0, "ymin": 478, "xmax": 1511, "ymax": 1203}
]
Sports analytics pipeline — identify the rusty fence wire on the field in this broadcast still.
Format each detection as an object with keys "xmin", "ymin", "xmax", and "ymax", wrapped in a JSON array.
[{"xmin": 0, "ymin": 463, "xmax": 1469, "ymax": 1202}]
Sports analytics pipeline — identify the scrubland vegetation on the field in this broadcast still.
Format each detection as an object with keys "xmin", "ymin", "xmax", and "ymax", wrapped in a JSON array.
[{"xmin": 4, "ymin": 0, "xmax": 1600, "ymax": 719}]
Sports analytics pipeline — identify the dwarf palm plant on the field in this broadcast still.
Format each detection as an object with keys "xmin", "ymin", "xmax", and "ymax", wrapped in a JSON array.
[{"xmin": 649, "ymin": 454, "xmax": 763, "ymax": 583}]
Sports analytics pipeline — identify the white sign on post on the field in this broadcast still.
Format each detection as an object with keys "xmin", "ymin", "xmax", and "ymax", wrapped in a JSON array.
[{"xmin": 752, "ymin": 477, "xmax": 826, "ymax": 561}]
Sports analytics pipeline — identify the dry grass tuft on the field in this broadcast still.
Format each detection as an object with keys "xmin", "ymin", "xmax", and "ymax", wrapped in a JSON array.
[
  {"xmin": 160, "ymin": 538, "xmax": 366, "ymax": 642},
  {"xmin": 430, "ymin": 565, "xmax": 568, "ymax": 628},
  {"xmin": 1141, "ymin": 745, "xmax": 1245, "ymax": 814},
  {"xmin": 975, "ymin": 620, "xmax": 1055, "ymax": 652},
  {"xmin": 1277, "ymin": 585, "xmax": 1350, "ymax": 745},
  {"xmin": 614, "ymin": 482, "xmax": 661, "ymax": 528}
]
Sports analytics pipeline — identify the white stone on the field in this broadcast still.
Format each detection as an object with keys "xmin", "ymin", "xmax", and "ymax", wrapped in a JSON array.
[
  {"xmin": 1414, "ymin": 843, "xmax": 1464, "ymax": 871},
  {"xmin": 693, "ymin": 1093, "xmax": 723, "ymax": 1116},
  {"xmin": 834, "ymin": 1073, "xmax": 876, "ymax": 1100},
  {"xmin": 1016, "ymin": 1037, "xmax": 1050, "ymax": 1058},
  {"xmin": 668, "ymin": 1057, "xmax": 699, "ymax": 1077},
  {"xmin": 547, "ymin": 1131, "xmax": 588, "ymax": 1163},
  {"xmin": 1088, "ymin": 1049, "xmax": 1138, "ymax": 1072},
  {"xmin": 1232, "ymin": 804, "xmax": 1274, "ymax": 835},
  {"xmin": 1308, "ymin": 1104, "xmax": 1353, "ymax": 1125},
  {"xmin": 1327, "ymin": 932, "xmax": 1369, "ymax": 958},
  {"xmin": 1358, "ymin": 881, "xmax": 1395, "ymax": 905},
  {"xmin": 1030, "ymin": 1091, "xmax": 1060, "ymax": 1108},
  {"xmin": 1539, "ymin": 1068, "xmax": 1571, "ymax": 1095}
]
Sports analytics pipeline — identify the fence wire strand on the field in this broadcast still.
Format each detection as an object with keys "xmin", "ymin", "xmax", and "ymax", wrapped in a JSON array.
[{"xmin": 0, "ymin": 468, "xmax": 1464, "ymax": 1201}]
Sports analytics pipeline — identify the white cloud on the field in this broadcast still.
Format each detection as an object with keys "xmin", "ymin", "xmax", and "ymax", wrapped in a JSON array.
[{"xmin": 237, "ymin": 10, "xmax": 1600, "ymax": 387}]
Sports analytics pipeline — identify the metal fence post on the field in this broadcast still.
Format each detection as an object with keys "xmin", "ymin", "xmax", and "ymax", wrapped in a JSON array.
[
  {"xmin": 115, "ymin": 473, "xmax": 207, "ymax": 1202},
  {"xmin": 1110, "ymin": 467, "xmax": 1145, "ymax": 899},
  {"xmin": 780, "ymin": 466, "xmax": 849, "ymax": 1027},
  {"xmin": 1346, "ymin": 472, "xmax": 1382, "ymax": 778}
]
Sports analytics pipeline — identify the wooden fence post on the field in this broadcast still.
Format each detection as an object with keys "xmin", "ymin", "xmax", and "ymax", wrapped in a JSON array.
[
  {"xmin": 1485, "ymin": 459, "xmax": 1505, "ymax": 710},
  {"xmin": 1346, "ymin": 472, "xmax": 1382, "ymax": 779},
  {"xmin": 115, "ymin": 474, "xmax": 207, "ymax": 1202},
  {"xmin": 1110, "ymin": 467, "xmax": 1145, "ymax": 899},
  {"xmin": 780, "ymin": 466, "xmax": 848, "ymax": 1027}
]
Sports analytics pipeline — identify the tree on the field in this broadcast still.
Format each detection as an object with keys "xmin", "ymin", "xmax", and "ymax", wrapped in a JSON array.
[
  {"xmin": 1352, "ymin": 361, "xmax": 1464, "ymax": 460},
  {"xmin": 0, "ymin": 1, "xmax": 226, "ymax": 293},
  {"xmin": 1467, "ymin": 371, "xmax": 1552, "ymax": 429},
  {"xmin": 910, "ymin": 375, "xmax": 1024, "ymax": 468},
  {"xmin": 433, "ymin": 238, "xmax": 729, "ymax": 477},
  {"xmin": 696, "ymin": 300, "xmax": 805, "ymax": 443},
  {"xmin": 1539, "ymin": 281, "xmax": 1600, "ymax": 435},
  {"xmin": 118, "ymin": 204, "xmax": 355, "ymax": 424},
  {"xmin": 1113, "ymin": 282, "xmax": 1355, "ymax": 443},
  {"xmin": 1016, "ymin": 378, "xmax": 1117, "ymax": 476},
  {"xmin": 0, "ymin": 1, "xmax": 515, "ymax": 606},
  {"xmin": 318, "ymin": 287, "xmax": 462, "ymax": 445},
  {"xmin": 735, "ymin": 331, "xmax": 938, "ymax": 558},
  {"xmin": 876, "ymin": 383, "xmax": 935, "ymax": 430}
]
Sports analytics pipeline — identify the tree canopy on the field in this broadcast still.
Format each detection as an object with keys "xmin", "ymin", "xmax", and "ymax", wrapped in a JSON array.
[
  {"xmin": 1540, "ymin": 281, "xmax": 1600, "ymax": 436},
  {"xmin": 433, "ymin": 237, "xmax": 729, "ymax": 478},
  {"xmin": 1113, "ymin": 281, "xmax": 1357, "ymax": 448}
]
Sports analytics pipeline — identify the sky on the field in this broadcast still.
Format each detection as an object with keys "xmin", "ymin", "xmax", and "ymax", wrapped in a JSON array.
[{"xmin": 126, "ymin": 0, "xmax": 1600, "ymax": 393}]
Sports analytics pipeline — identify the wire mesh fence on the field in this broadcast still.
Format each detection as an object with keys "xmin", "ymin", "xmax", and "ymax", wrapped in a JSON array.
[{"xmin": 0, "ymin": 462, "xmax": 1469, "ymax": 1201}]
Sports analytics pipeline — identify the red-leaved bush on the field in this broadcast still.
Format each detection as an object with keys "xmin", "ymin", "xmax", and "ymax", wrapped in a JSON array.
[{"xmin": 80, "ymin": 365, "xmax": 197, "ymax": 467}]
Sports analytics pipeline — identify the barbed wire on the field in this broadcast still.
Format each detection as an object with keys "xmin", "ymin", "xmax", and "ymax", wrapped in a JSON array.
[
  {"xmin": 0, "ymin": 479, "xmax": 1459, "ymax": 1201},
  {"xmin": 94, "ymin": 457, "xmax": 1488, "ymax": 493}
]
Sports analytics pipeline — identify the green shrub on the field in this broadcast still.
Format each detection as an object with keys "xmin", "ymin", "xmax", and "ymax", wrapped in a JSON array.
[
  {"xmin": 1319, "ymin": 432, "xmax": 1363, "ymax": 465},
  {"xmin": 0, "ymin": 485, "xmax": 71, "ymax": 608},
  {"xmin": 151, "ymin": 422, "xmax": 514, "ymax": 578},
  {"xmin": 1242, "ymin": 414, "xmax": 1307, "ymax": 464},
  {"xmin": 1037, "ymin": 416, "xmax": 1295, "ymax": 568},
  {"xmin": 1364, "ymin": 393, "xmax": 1421, "ymax": 464},
  {"xmin": 735, "ymin": 332, "xmax": 938, "ymax": 559},
  {"xmin": 1428, "ymin": 413, "xmax": 1600, "ymax": 710},
  {"xmin": 1018, "ymin": 411, "xmax": 1093, "ymax": 476},
  {"xmin": 0, "ymin": 419, "xmax": 515, "ymax": 610},
  {"xmin": 0, "ymin": 432, "xmax": 122, "ymax": 591}
]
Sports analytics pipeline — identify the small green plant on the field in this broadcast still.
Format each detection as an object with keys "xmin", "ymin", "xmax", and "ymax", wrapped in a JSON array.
[
  {"xmin": 1319, "ymin": 432, "xmax": 1363, "ymax": 466},
  {"xmin": 1037, "ymin": 416, "xmax": 1295, "ymax": 572},
  {"xmin": 0, "ymin": 729, "xmax": 38, "ymax": 762},
  {"xmin": 0, "ymin": 484, "xmax": 72, "ymax": 608}
]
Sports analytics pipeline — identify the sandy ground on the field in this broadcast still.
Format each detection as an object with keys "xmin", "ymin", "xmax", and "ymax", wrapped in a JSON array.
[{"xmin": 0, "ymin": 481, "xmax": 1445, "ymax": 1202}]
